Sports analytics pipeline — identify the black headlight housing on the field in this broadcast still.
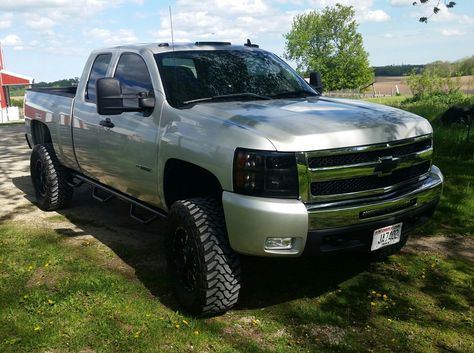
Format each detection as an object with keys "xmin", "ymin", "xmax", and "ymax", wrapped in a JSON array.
[{"xmin": 233, "ymin": 148, "xmax": 298, "ymax": 198}]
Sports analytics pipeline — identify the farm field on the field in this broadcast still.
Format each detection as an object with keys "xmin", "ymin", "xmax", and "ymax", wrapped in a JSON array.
[
  {"xmin": 327, "ymin": 75, "xmax": 474, "ymax": 97},
  {"xmin": 0, "ymin": 97, "xmax": 473, "ymax": 352}
]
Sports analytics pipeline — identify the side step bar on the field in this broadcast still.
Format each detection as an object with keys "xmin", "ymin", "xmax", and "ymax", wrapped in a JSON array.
[
  {"xmin": 71, "ymin": 173, "xmax": 168, "ymax": 223},
  {"xmin": 92, "ymin": 187, "xmax": 114, "ymax": 202}
]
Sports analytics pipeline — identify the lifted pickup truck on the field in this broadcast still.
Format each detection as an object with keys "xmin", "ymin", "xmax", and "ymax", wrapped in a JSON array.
[{"xmin": 24, "ymin": 41, "xmax": 443, "ymax": 316}]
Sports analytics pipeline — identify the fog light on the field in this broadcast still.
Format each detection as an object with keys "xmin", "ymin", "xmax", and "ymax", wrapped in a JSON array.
[{"xmin": 265, "ymin": 237, "xmax": 293, "ymax": 250}]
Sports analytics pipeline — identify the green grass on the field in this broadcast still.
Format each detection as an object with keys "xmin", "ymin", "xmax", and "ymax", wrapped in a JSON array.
[
  {"xmin": 1, "ymin": 94, "xmax": 473, "ymax": 352},
  {"xmin": 1, "ymin": 222, "xmax": 473, "ymax": 353},
  {"xmin": 365, "ymin": 94, "xmax": 474, "ymax": 236}
]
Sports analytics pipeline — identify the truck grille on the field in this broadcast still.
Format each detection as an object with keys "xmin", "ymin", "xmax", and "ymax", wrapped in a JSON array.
[
  {"xmin": 301, "ymin": 135, "xmax": 433, "ymax": 202},
  {"xmin": 311, "ymin": 161, "xmax": 431, "ymax": 196},
  {"xmin": 308, "ymin": 139, "xmax": 431, "ymax": 168}
]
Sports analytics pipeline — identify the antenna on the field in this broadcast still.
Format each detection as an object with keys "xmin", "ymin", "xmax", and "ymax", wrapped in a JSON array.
[{"xmin": 169, "ymin": 6, "xmax": 175, "ymax": 51}]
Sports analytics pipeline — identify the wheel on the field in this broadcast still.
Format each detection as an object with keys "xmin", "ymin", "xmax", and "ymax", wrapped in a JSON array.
[
  {"xmin": 30, "ymin": 143, "xmax": 73, "ymax": 211},
  {"xmin": 370, "ymin": 231, "xmax": 409, "ymax": 261},
  {"xmin": 167, "ymin": 198, "xmax": 241, "ymax": 316}
]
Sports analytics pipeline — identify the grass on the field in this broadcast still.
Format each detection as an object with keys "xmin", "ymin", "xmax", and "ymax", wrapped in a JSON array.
[
  {"xmin": 1, "ymin": 222, "xmax": 473, "ymax": 353},
  {"xmin": 366, "ymin": 94, "xmax": 474, "ymax": 236},
  {"xmin": 1, "ymin": 93, "xmax": 474, "ymax": 352}
]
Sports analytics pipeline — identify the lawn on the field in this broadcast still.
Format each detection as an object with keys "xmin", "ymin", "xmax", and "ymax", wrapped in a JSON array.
[
  {"xmin": 1, "ymin": 95, "xmax": 473, "ymax": 352},
  {"xmin": 367, "ymin": 95, "xmax": 474, "ymax": 236},
  {"xmin": 1, "ymin": 220, "xmax": 473, "ymax": 353}
]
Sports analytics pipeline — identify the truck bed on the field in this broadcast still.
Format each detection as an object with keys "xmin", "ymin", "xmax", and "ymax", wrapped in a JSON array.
[{"xmin": 28, "ymin": 86, "xmax": 77, "ymax": 98}]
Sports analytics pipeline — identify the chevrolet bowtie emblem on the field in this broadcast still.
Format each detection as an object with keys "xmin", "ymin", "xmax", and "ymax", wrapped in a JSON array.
[{"xmin": 374, "ymin": 156, "xmax": 399, "ymax": 176}]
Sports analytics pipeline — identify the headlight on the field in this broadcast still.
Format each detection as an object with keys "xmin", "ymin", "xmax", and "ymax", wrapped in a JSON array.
[{"xmin": 233, "ymin": 148, "xmax": 298, "ymax": 198}]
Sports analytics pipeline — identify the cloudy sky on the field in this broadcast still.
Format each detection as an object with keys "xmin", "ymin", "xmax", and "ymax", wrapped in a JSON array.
[{"xmin": 0, "ymin": 0, "xmax": 473, "ymax": 82}]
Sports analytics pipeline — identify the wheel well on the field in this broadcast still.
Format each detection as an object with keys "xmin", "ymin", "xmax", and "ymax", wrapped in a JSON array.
[
  {"xmin": 31, "ymin": 121, "xmax": 52, "ymax": 145},
  {"xmin": 164, "ymin": 159, "xmax": 223, "ymax": 208}
]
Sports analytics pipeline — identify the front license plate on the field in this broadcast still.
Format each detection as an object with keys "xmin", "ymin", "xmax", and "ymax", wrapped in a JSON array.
[{"xmin": 371, "ymin": 222, "xmax": 403, "ymax": 251}]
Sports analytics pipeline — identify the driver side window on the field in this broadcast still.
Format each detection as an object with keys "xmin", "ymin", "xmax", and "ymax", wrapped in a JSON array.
[{"xmin": 114, "ymin": 53, "xmax": 153, "ymax": 93}]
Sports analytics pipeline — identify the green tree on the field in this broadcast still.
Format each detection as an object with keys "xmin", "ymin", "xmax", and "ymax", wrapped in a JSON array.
[{"xmin": 284, "ymin": 4, "xmax": 373, "ymax": 91}]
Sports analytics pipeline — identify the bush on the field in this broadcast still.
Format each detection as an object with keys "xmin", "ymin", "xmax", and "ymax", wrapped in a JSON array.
[
  {"xmin": 406, "ymin": 69, "xmax": 462, "ymax": 101},
  {"xmin": 9, "ymin": 99, "xmax": 24, "ymax": 108}
]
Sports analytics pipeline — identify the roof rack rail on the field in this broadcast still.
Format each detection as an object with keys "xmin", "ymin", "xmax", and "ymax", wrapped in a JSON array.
[
  {"xmin": 244, "ymin": 39, "xmax": 259, "ymax": 48},
  {"xmin": 195, "ymin": 41, "xmax": 231, "ymax": 46}
]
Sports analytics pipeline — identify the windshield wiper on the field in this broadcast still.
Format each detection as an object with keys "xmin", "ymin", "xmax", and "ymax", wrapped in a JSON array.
[
  {"xmin": 182, "ymin": 92, "xmax": 272, "ymax": 105},
  {"xmin": 271, "ymin": 89, "xmax": 318, "ymax": 99}
]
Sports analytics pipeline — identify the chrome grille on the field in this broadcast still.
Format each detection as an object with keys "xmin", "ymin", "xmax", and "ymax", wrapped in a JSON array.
[
  {"xmin": 299, "ymin": 135, "xmax": 433, "ymax": 202},
  {"xmin": 311, "ymin": 161, "xmax": 431, "ymax": 196},
  {"xmin": 308, "ymin": 139, "xmax": 432, "ymax": 168}
]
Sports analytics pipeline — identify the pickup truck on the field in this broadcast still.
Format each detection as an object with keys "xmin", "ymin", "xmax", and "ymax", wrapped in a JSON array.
[{"xmin": 24, "ymin": 41, "xmax": 443, "ymax": 316}]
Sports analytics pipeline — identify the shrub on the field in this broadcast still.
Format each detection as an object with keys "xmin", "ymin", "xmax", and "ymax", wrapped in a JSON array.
[
  {"xmin": 9, "ymin": 98, "xmax": 24, "ymax": 108},
  {"xmin": 406, "ymin": 69, "xmax": 462, "ymax": 101}
]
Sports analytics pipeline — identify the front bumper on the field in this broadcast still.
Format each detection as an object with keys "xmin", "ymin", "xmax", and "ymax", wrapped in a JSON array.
[{"xmin": 222, "ymin": 165, "xmax": 443, "ymax": 257}]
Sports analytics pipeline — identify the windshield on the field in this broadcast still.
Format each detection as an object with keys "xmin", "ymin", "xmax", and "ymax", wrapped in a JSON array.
[{"xmin": 154, "ymin": 49, "xmax": 317, "ymax": 108}]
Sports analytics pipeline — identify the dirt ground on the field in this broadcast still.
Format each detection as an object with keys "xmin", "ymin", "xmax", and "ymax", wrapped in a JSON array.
[
  {"xmin": 0, "ymin": 123, "xmax": 472, "ymax": 266},
  {"xmin": 0, "ymin": 123, "xmax": 167, "ymax": 278}
]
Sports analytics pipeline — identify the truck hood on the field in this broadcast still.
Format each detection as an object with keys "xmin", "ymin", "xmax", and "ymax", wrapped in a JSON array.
[{"xmin": 189, "ymin": 97, "xmax": 432, "ymax": 151}]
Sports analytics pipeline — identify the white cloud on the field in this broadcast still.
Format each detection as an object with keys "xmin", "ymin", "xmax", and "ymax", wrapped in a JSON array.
[
  {"xmin": 458, "ymin": 15, "xmax": 474, "ymax": 25},
  {"xmin": 0, "ymin": 13, "xmax": 13, "ymax": 29},
  {"xmin": 307, "ymin": 0, "xmax": 390, "ymax": 23},
  {"xmin": 0, "ymin": 0, "xmax": 138, "ymax": 11},
  {"xmin": 1, "ymin": 34, "xmax": 23, "ymax": 46},
  {"xmin": 308, "ymin": 0, "xmax": 373, "ymax": 7},
  {"xmin": 360, "ymin": 10, "xmax": 390, "ymax": 23},
  {"xmin": 440, "ymin": 28, "xmax": 466, "ymax": 37},
  {"xmin": 0, "ymin": 0, "xmax": 144, "ymax": 29},
  {"xmin": 275, "ymin": 0, "xmax": 303, "ymax": 4},
  {"xmin": 415, "ymin": 3, "xmax": 474, "ymax": 25},
  {"xmin": 25, "ymin": 16, "xmax": 56, "ymax": 30},
  {"xmin": 389, "ymin": 0, "xmax": 413, "ymax": 7},
  {"xmin": 87, "ymin": 28, "xmax": 138, "ymax": 45},
  {"xmin": 153, "ymin": 0, "xmax": 297, "ymax": 44}
]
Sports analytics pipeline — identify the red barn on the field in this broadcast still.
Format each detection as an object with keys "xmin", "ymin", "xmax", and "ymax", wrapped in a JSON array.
[{"xmin": 0, "ymin": 44, "xmax": 33, "ymax": 123}]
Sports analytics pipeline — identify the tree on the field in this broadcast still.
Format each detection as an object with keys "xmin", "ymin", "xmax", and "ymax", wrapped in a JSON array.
[
  {"xmin": 284, "ymin": 5, "xmax": 373, "ymax": 91},
  {"xmin": 413, "ymin": 0, "xmax": 456, "ymax": 23}
]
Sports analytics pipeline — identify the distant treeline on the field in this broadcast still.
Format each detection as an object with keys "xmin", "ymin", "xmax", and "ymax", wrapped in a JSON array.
[
  {"xmin": 9, "ymin": 77, "xmax": 80, "ymax": 97},
  {"xmin": 33, "ymin": 77, "xmax": 80, "ymax": 88},
  {"xmin": 424, "ymin": 55, "xmax": 474, "ymax": 77},
  {"xmin": 373, "ymin": 65, "xmax": 424, "ymax": 77},
  {"xmin": 374, "ymin": 55, "xmax": 474, "ymax": 77}
]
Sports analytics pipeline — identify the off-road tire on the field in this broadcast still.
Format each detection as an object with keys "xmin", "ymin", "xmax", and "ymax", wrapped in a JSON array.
[
  {"xmin": 167, "ymin": 198, "xmax": 241, "ymax": 316},
  {"xmin": 30, "ymin": 143, "xmax": 73, "ymax": 211}
]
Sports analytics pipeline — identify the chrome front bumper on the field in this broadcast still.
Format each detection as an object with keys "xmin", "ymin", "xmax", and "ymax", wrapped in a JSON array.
[{"xmin": 223, "ymin": 165, "xmax": 443, "ymax": 257}]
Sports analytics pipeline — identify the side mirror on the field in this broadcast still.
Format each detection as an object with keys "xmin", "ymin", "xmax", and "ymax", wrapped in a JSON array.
[
  {"xmin": 97, "ymin": 78, "xmax": 123, "ymax": 115},
  {"xmin": 309, "ymin": 72, "xmax": 323, "ymax": 93}
]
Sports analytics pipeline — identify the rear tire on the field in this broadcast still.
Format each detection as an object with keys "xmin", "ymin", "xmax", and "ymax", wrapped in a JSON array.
[
  {"xmin": 167, "ymin": 198, "xmax": 241, "ymax": 316},
  {"xmin": 30, "ymin": 143, "xmax": 73, "ymax": 211}
]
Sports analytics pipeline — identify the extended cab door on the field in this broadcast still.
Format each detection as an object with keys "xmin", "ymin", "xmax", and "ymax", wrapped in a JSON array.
[
  {"xmin": 73, "ymin": 52, "xmax": 114, "ymax": 178},
  {"xmin": 73, "ymin": 51, "xmax": 161, "ymax": 206},
  {"xmin": 94, "ymin": 52, "xmax": 160, "ymax": 205}
]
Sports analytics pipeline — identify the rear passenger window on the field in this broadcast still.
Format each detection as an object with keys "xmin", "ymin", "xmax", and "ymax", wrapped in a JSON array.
[
  {"xmin": 86, "ymin": 53, "xmax": 112, "ymax": 102},
  {"xmin": 114, "ymin": 53, "xmax": 153, "ymax": 95}
]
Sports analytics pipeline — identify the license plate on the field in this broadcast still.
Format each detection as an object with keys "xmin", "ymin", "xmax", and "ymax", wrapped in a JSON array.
[{"xmin": 371, "ymin": 222, "xmax": 403, "ymax": 251}]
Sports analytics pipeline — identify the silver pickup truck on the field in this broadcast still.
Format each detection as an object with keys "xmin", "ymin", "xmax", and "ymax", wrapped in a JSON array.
[{"xmin": 24, "ymin": 41, "xmax": 443, "ymax": 316}]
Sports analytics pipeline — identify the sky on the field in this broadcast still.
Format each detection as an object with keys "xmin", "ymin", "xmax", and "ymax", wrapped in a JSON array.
[{"xmin": 0, "ymin": 0, "xmax": 473, "ymax": 82}]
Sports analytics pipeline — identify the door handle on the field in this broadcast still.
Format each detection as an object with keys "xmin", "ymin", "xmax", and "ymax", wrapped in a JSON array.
[{"xmin": 99, "ymin": 118, "xmax": 115, "ymax": 128}]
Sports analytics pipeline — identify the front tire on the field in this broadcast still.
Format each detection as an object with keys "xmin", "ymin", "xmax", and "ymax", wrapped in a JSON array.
[
  {"xmin": 30, "ymin": 143, "xmax": 73, "ymax": 211},
  {"xmin": 167, "ymin": 198, "xmax": 241, "ymax": 316}
]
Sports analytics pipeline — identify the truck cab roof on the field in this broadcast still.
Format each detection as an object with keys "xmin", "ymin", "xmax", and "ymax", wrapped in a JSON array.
[{"xmin": 101, "ymin": 41, "xmax": 261, "ymax": 55}]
